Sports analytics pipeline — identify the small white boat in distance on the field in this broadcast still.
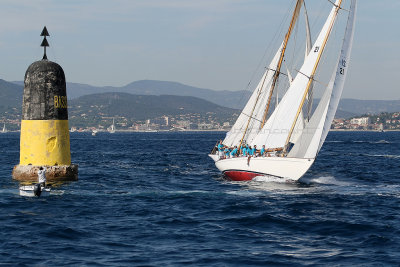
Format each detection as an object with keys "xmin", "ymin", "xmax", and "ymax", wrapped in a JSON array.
[
  {"xmin": 19, "ymin": 185, "xmax": 51, "ymax": 197},
  {"xmin": 108, "ymin": 118, "xmax": 116, "ymax": 133},
  {"xmin": 1, "ymin": 123, "xmax": 7, "ymax": 133}
]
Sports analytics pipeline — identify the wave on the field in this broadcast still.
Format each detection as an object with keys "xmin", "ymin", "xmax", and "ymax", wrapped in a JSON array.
[
  {"xmin": 374, "ymin": 140, "xmax": 391, "ymax": 144},
  {"xmin": 362, "ymin": 154, "xmax": 400, "ymax": 159},
  {"xmin": 300, "ymin": 175, "xmax": 352, "ymax": 186},
  {"xmin": 326, "ymin": 140, "xmax": 392, "ymax": 145},
  {"xmin": 353, "ymin": 140, "xmax": 392, "ymax": 144}
]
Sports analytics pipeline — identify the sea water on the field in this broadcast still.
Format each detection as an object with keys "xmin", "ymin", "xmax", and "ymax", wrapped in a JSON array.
[{"xmin": 0, "ymin": 131, "xmax": 399, "ymax": 266}]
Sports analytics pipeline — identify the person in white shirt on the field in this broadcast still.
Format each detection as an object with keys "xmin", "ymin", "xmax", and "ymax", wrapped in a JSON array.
[{"xmin": 38, "ymin": 167, "xmax": 47, "ymax": 187}]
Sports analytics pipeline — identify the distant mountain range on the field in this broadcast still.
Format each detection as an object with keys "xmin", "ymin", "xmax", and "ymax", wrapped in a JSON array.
[
  {"xmin": 0, "ymin": 79, "xmax": 23, "ymax": 111},
  {"xmin": 12, "ymin": 79, "xmax": 251, "ymax": 110},
  {"xmin": 2, "ymin": 78, "xmax": 400, "ymax": 119},
  {"xmin": 69, "ymin": 92, "xmax": 238, "ymax": 122}
]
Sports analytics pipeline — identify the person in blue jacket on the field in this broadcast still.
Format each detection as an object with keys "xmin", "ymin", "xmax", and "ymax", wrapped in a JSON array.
[
  {"xmin": 242, "ymin": 145, "xmax": 247, "ymax": 157},
  {"xmin": 248, "ymin": 146, "xmax": 253, "ymax": 156},
  {"xmin": 217, "ymin": 140, "xmax": 225, "ymax": 159},
  {"xmin": 231, "ymin": 146, "xmax": 238, "ymax": 158},
  {"xmin": 224, "ymin": 147, "xmax": 230, "ymax": 158},
  {"xmin": 260, "ymin": 145, "xmax": 266, "ymax": 157}
]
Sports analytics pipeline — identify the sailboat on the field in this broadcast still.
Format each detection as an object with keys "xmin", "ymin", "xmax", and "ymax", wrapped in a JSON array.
[
  {"xmin": 1, "ymin": 123, "xmax": 7, "ymax": 133},
  {"xmin": 108, "ymin": 118, "xmax": 116, "ymax": 133},
  {"xmin": 209, "ymin": 0, "xmax": 357, "ymax": 181}
]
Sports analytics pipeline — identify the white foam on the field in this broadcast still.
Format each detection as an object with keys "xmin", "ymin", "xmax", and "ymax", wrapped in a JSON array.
[
  {"xmin": 300, "ymin": 175, "xmax": 351, "ymax": 186},
  {"xmin": 375, "ymin": 140, "xmax": 390, "ymax": 144},
  {"xmin": 363, "ymin": 154, "xmax": 400, "ymax": 159},
  {"xmin": 252, "ymin": 175, "xmax": 291, "ymax": 183}
]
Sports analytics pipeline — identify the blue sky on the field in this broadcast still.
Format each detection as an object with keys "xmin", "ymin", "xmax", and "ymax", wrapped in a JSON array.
[{"xmin": 0, "ymin": 0, "xmax": 398, "ymax": 100}]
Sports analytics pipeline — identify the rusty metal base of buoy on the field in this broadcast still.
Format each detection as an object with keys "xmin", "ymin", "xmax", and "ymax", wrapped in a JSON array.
[{"xmin": 12, "ymin": 164, "xmax": 78, "ymax": 182}]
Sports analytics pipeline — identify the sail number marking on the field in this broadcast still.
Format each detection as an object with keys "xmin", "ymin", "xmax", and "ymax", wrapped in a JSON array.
[
  {"xmin": 339, "ymin": 59, "xmax": 347, "ymax": 75},
  {"xmin": 54, "ymin": 96, "xmax": 68, "ymax": 108}
]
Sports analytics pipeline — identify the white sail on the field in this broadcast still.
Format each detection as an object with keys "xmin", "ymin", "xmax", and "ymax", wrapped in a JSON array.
[
  {"xmin": 251, "ymin": 0, "xmax": 342, "ymax": 149},
  {"xmin": 304, "ymin": 1, "xmax": 312, "ymax": 58},
  {"xmin": 287, "ymin": 74, "xmax": 333, "ymax": 158},
  {"xmin": 304, "ymin": 1, "xmax": 314, "ymax": 122},
  {"xmin": 109, "ymin": 118, "xmax": 116, "ymax": 133},
  {"xmin": 286, "ymin": 65, "xmax": 294, "ymax": 86},
  {"xmin": 289, "ymin": 109, "xmax": 305, "ymax": 144},
  {"xmin": 288, "ymin": 0, "xmax": 357, "ymax": 158},
  {"xmin": 223, "ymin": 41, "xmax": 284, "ymax": 147},
  {"xmin": 318, "ymin": 0, "xmax": 357, "ymax": 151}
]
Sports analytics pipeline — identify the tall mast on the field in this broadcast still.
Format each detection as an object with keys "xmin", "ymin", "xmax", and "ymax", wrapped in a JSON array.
[
  {"xmin": 237, "ymin": 0, "xmax": 304, "ymax": 149},
  {"xmin": 259, "ymin": 0, "xmax": 304, "ymax": 129},
  {"xmin": 284, "ymin": 0, "xmax": 343, "ymax": 153}
]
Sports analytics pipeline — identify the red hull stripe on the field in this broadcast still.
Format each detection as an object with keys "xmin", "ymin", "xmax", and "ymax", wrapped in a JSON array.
[{"xmin": 223, "ymin": 170, "xmax": 262, "ymax": 181}]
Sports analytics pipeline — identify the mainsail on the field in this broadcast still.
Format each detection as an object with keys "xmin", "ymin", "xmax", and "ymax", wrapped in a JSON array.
[
  {"xmin": 251, "ymin": 0, "xmax": 343, "ymax": 149},
  {"xmin": 223, "ymin": 0, "xmax": 304, "ymax": 147},
  {"xmin": 223, "ymin": 42, "xmax": 284, "ymax": 147}
]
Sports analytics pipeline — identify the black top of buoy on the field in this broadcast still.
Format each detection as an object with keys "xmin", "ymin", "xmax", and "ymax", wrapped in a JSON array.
[
  {"xmin": 40, "ymin": 26, "xmax": 50, "ymax": 60},
  {"xmin": 21, "ymin": 26, "xmax": 68, "ymax": 120},
  {"xmin": 23, "ymin": 60, "xmax": 68, "ymax": 120}
]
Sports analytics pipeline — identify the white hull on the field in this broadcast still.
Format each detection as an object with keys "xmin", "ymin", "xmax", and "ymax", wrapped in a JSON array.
[
  {"xmin": 210, "ymin": 155, "xmax": 314, "ymax": 181},
  {"xmin": 19, "ymin": 186, "xmax": 51, "ymax": 197}
]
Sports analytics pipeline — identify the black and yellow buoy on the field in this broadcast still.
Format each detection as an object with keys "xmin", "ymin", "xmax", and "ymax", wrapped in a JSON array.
[{"xmin": 12, "ymin": 27, "xmax": 78, "ymax": 181}]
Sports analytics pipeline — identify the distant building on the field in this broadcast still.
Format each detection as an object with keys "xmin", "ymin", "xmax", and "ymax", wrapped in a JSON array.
[
  {"xmin": 350, "ymin": 117, "xmax": 369, "ymax": 126},
  {"xmin": 175, "ymin": 120, "xmax": 190, "ymax": 129},
  {"xmin": 198, "ymin": 123, "xmax": 213, "ymax": 130}
]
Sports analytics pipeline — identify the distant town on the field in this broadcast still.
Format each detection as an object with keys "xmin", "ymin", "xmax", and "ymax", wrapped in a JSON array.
[
  {"xmin": 332, "ymin": 112, "xmax": 400, "ymax": 131},
  {"xmin": 69, "ymin": 112, "xmax": 235, "ymax": 133},
  {"xmin": 2, "ymin": 110, "xmax": 400, "ymax": 133}
]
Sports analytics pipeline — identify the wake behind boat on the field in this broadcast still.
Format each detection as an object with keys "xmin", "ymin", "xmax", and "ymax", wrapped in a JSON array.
[{"xmin": 210, "ymin": 0, "xmax": 357, "ymax": 181}]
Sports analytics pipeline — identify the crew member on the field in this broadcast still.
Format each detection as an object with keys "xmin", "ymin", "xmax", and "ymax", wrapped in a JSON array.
[
  {"xmin": 242, "ymin": 145, "xmax": 247, "ymax": 157},
  {"xmin": 224, "ymin": 147, "xmax": 231, "ymax": 159},
  {"xmin": 38, "ymin": 166, "xmax": 47, "ymax": 187},
  {"xmin": 231, "ymin": 146, "xmax": 238, "ymax": 158},
  {"xmin": 260, "ymin": 145, "xmax": 266, "ymax": 157},
  {"xmin": 217, "ymin": 140, "xmax": 225, "ymax": 159}
]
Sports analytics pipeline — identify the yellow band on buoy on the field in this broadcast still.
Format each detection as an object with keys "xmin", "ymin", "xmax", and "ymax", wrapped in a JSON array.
[{"xmin": 20, "ymin": 120, "xmax": 71, "ymax": 165}]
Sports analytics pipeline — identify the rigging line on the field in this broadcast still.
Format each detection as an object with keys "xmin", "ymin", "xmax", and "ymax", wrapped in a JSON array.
[
  {"xmin": 243, "ymin": 0, "xmax": 295, "ymax": 91},
  {"xmin": 235, "ymin": 0, "xmax": 299, "ymax": 126},
  {"xmin": 294, "ymin": 69, "xmax": 329, "ymax": 87},
  {"xmin": 327, "ymin": 0, "xmax": 349, "ymax": 11},
  {"xmin": 240, "ymin": 112, "xmax": 264, "ymax": 123},
  {"xmin": 265, "ymin": 67, "xmax": 290, "ymax": 78},
  {"xmin": 310, "ymin": 0, "xmax": 329, "ymax": 36},
  {"xmin": 238, "ymin": 64, "xmax": 273, "ymax": 149},
  {"xmin": 234, "ymin": 0, "xmax": 297, "ymax": 113}
]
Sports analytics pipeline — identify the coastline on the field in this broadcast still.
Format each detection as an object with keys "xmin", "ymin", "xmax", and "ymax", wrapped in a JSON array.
[{"xmin": 3, "ymin": 129, "xmax": 400, "ymax": 134}]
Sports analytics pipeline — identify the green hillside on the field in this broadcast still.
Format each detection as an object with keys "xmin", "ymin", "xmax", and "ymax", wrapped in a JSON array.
[{"xmin": 68, "ymin": 92, "xmax": 239, "ymax": 127}]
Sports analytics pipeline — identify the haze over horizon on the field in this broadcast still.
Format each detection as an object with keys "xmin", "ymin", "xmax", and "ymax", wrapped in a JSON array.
[{"xmin": 0, "ymin": 0, "xmax": 398, "ymax": 100}]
